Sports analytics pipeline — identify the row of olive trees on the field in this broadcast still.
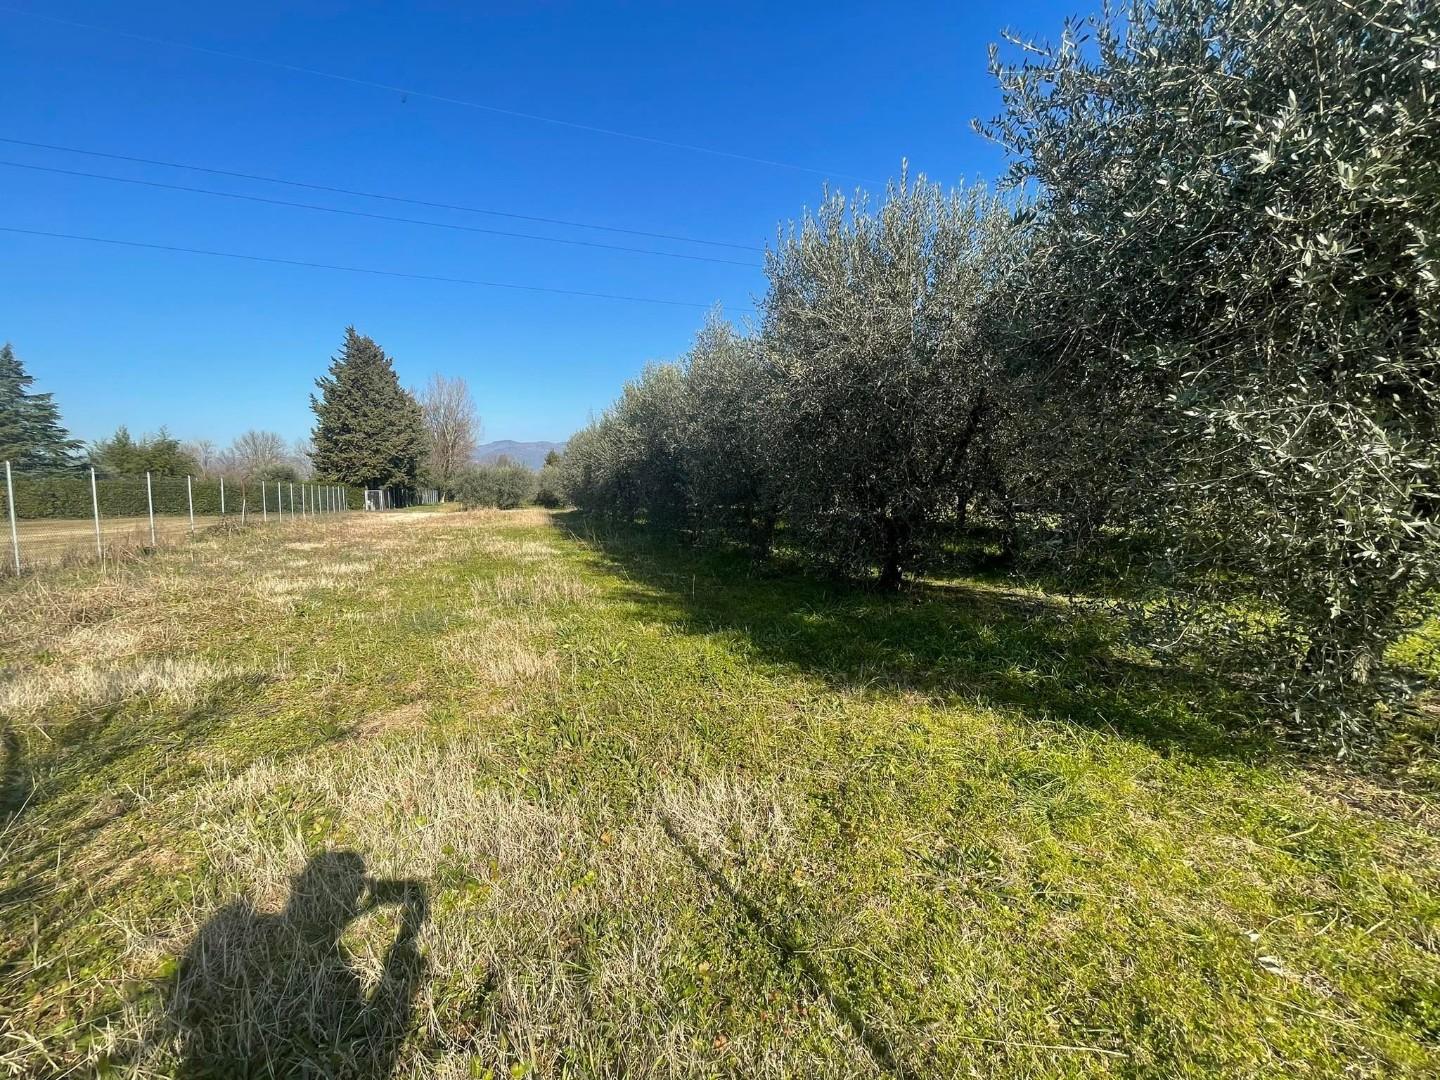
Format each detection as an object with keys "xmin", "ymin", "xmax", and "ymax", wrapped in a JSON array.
[
  {"xmin": 564, "ymin": 179, "xmax": 1025, "ymax": 588},
  {"xmin": 558, "ymin": 0, "xmax": 1438, "ymax": 749}
]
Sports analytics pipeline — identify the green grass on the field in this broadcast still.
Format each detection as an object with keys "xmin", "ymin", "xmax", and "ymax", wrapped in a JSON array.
[{"xmin": 1, "ymin": 508, "xmax": 1436, "ymax": 1077}]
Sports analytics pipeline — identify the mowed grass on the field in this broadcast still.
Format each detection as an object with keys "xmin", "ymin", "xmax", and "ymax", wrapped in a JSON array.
[{"xmin": 0, "ymin": 508, "xmax": 1437, "ymax": 1078}]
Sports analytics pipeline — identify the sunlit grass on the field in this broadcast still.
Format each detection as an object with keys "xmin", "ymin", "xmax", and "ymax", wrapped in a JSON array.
[{"xmin": 1, "ymin": 508, "xmax": 1436, "ymax": 1077}]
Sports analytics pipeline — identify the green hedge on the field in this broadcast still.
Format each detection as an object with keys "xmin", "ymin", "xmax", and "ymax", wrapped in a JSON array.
[{"xmin": 3, "ymin": 475, "xmax": 362, "ymax": 519}]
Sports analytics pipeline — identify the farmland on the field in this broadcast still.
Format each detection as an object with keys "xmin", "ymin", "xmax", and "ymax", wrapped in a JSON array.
[{"xmin": 1, "ymin": 507, "xmax": 1436, "ymax": 1078}]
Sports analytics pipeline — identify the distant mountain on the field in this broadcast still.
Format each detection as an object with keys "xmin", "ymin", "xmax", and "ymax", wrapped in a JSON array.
[{"xmin": 473, "ymin": 440, "xmax": 566, "ymax": 470}]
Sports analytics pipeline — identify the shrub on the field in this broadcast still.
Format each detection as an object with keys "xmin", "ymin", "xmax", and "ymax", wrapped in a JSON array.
[{"xmin": 454, "ymin": 462, "xmax": 538, "ymax": 510}]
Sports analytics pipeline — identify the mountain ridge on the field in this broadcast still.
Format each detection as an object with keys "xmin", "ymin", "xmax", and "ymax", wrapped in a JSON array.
[{"xmin": 473, "ymin": 439, "xmax": 566, "ymax": 469}]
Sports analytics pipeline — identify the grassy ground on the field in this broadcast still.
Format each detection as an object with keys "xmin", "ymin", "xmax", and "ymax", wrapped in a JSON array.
[
  {"xmin": 0, "ymin": 507, "xmax": 1436, "ymax": 1078},
  {"xmin": 12, "ymin": 515, "xmax": 228, "ymax": 568}
]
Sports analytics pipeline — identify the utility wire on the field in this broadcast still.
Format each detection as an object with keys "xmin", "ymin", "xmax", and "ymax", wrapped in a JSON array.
[
  {"xmin": 0, "ymin": 225, "xmax": 747, "ymax": 309},
  {"xmin": 0, "ymin": 136, "xmax": 764, "ymax": 252},
  {"xmin": 1, "ymin": 6, "xmax": 877, "ymax": 184},
  {"xmin": 0, "ymin": 160, "xmax": 762, "ymax": 268}
]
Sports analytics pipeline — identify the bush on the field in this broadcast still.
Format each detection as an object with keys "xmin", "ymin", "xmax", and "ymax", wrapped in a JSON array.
[{"xmin": 454, "ymin": 462, "xmax": 538, "ymax": 510}]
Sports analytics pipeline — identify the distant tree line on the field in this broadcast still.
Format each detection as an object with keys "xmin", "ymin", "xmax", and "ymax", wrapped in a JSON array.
[
  {"xmin": 558, "ymin": 0, "xmax": 1440, "ymax": 750},
  {"xmin": 2, "ymin": 326, "xmax": 485, "ymax": 500}
]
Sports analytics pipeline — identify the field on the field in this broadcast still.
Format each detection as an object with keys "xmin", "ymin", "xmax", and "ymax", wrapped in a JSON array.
[
  {"xmin": 11, "ymin": 515, "xmax": 229, "ymax": 568},
  {"xmin": 1, "ymin": 507, "xmax": 1437, "ymax": 1077}
]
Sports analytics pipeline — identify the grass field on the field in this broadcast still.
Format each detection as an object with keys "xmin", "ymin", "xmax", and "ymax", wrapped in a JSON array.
[
  {"xmin": 12, "ymin": 515, "xmax": 229, "ymax": 568},
  {"xmin": 1, "ymin": 507, "xmax": 1437, "ymax": 1077}
]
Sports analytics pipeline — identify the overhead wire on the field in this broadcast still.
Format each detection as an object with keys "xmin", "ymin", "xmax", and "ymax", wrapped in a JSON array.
[
  {"xmin": 0, "ymin": 136, "xmax": 764, "ymax": 252},
  {"xmin": 0, "ymin": 159, "xmax": 763, "ymax": 268},
  {"xmin": 0, "ymin": 225, "xmax": 753, "ymax": 310},
  {"xmin": 0, "ymin": 5, "xmax": 877, "ymax": 184}
]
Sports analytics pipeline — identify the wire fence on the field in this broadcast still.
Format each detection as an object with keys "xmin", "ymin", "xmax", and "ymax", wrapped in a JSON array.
[{"xmin": 1, "ymin": 461, "xmax": 367, "ymax": 575}]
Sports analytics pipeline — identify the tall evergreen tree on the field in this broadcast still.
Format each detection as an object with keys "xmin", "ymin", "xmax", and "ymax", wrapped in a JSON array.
[
  {"xmin": 89, "ymin": 426, "xmax": 197, "ymax": 477},
  {"xmin": 310, "ymin": 328, "xmax": 426, "ymax": 490},
  {"xmin": 0, "ymin": 342, "xmax": 81, "ymax": 472}
]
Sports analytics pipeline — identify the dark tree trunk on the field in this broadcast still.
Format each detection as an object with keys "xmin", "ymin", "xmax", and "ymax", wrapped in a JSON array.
[
  {"xmin": 749, "ymin": 509, "xmax": 776, "ymax": 561},
  {"xmin": 956, "ymin": 486, "xmax": 972, "ymax": 532},
  {"xmin": 993, "ymin": 477, "xmax": 1018, "ymax": 563},
  {"xmin": 878, "ymin": 517, "xmax": 909, "ymax": 591}
]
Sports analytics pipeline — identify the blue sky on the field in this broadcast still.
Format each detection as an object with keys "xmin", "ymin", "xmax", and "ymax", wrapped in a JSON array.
[{"xmin": 1, "ymin": 1, "xmax": 1082, "ymax": 447}]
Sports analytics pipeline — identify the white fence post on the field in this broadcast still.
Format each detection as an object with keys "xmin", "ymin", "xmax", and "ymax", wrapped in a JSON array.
[
  {"xmin": 90, "ymin": 466, "xmax": 102, "ymax": 559},
  {"xmin": 4, "ymin": 461, "xmax": 18, "ymax": 575},
  {"xmin": 289, "ymin": 483, "xmax": 294, "ymax": 519},
  {"xmin": 187, "ymin": 475, "xmax": 195, "ymax": 536},
  {"xmin": 261, "ymin": 481, "xmax": 268, "ymax": 523},
  {"xmin": 220, "ymin": 476, "xmax": 226, "ymax": 516},
  {"xmin": 146, "ymin": 471, "xmax": 156, "ymax": 546}
]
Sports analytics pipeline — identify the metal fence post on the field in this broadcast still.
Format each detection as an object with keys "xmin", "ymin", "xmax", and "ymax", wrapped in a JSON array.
[
  {"xmin": 90, "ymin": 466, "xmax": 102, "ymax": 559},
  {"xmin": 146, "ymin": 471, "xmax": 156, "ymax": 546},
  {"xmin": 187, "ymin": 475, "xmax": 195, "ymax": 536},
  {"xmin": 261, "ymin": 481, "xmax": 268, "ymax": 523},
  {"xmin": 220, "ymin": 476, "xmax": 226, "ymax": 516},
  {"xmin": 4, "ymin": 461, "xmax": 18, "ymax": 575}
]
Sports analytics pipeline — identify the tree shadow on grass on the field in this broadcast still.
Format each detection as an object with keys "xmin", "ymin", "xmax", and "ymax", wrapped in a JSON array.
[
  {"xmin": 166, "ymin": 851, "xmax": 428, "ymax": 1079},
  {"xmin": 0, "ymin": 672, "xmax": 291, "ymax": 1000},
  {"xmin": 661, "ymin": 813, "xmax": 922, "ymax": 1080},
  {"xmin": 555, "ymin": 513, "xmax": 1274, "ymax": 763},
  {"xmin": 0, "ymin": 727, "xmax": 29, "ymax": 824}
]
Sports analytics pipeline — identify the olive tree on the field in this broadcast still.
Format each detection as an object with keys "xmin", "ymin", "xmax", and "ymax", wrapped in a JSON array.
[
  {"xmin": 678, "ymin": 312, "xmax": 779, "ymax": 555},
  {"xmin": 562, "ymin": 363, "xmax": 691, "ymax": 527},
  {"xmin": 981, "ymin": 0, "xmax": 1440, "ymax": 744},
  {"xmin": 763, "ymin": 175, "xmax": 1023, "ymax": 588}
]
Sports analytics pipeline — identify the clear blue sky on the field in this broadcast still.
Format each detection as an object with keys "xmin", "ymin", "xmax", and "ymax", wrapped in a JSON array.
[{"xmin": 1, "ymin": 1, "xmax": 1081, "ymax": 447}]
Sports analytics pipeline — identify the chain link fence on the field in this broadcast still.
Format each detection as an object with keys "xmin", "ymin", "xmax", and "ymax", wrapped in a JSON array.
[{"xmin": 1, "ymin": 461, "xmax": 364, "ymax": 575}]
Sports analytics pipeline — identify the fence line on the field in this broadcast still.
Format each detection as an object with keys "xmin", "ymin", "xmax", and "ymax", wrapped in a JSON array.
[{"xmin": 0, "ymin": 462, "xmax": 397, "ymax": 576}]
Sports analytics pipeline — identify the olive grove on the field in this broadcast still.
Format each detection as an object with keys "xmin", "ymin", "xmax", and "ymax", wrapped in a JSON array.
[{"xmin": 557, "ymin": 0, "xmax": 1439, "ymax": 749}]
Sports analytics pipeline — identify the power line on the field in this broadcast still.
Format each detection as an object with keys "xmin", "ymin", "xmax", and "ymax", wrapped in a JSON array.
[
  {"xmin": 1, "ymin": 5, "xmax": 877, "ymax": 184},
  {"xmin": 0, "ymin": 225, "xmax": 748, "ymax": 309},
  {"xmin": 1, "ymin": 160, "xmax": 762, "ymax": 268},
  {"xmin": 0, "ymin": 136, "xmax": 764, "ymax": 252}
]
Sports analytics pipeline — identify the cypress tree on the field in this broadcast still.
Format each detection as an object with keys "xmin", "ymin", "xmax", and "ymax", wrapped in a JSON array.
[
  {"xmin": 0, "ymin": 342, "xmax": 81, "ymax": 472},
  {"xmin": 310, "ymin": 327, "xmax": 426, "ymax": 490}
]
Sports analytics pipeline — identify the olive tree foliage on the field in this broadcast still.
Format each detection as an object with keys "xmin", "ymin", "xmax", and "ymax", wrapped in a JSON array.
[
  {"xmin": 560, "ymin": 363, "xmax": 691, "ymax": 527},
  {"xmin": 763, "ymin": 176, "xmax": 1025, "ymax": 588},
  {"xmin": 454, "ymin": 460, "xmax": 536, "ymax": 509},
  {"xmin": 534, "ymin": 450, "xmax": 566, "ymax": 508},
  {"xmin": 678, "ymin": 312, "xmax": 779, "ymax": 554},
  {"xmin": 980, "ymin": 0, "xmax": 1440, "ymax": 744}
]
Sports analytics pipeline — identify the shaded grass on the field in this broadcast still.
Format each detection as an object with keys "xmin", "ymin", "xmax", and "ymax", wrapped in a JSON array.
[{"xmin": 0, "ymin": 507, "xmax": 1436, "ymax": 1078}]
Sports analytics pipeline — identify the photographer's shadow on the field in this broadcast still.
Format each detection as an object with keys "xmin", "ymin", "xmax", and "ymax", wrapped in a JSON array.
[{"xmin": 168, "ymin": 852, "xmax": 427, "ymax": 1079}]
